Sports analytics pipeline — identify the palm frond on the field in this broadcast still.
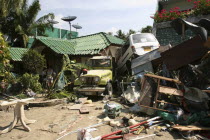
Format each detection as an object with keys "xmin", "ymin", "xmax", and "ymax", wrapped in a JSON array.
[
  {"xmin": 36, "ymin": 13, "xmax": 55, "ymax": 24},
  {"xmin": 21, "ymin": 0, "xmax": 28, "ymax": 13},
  {"xmin": 26, "ymin": 0, "xmax": 40, "ymax": 25}
]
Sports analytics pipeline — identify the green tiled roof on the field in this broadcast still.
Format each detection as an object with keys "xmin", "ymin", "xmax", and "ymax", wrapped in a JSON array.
[
  {"xmin": 35, "ymin": 32, "xmax": 124, "ymax": 55},
  {"xmin": 36, "ymin": 37, "xmax": 75, "ymax": 54},
  {"xmin": 103, "ymin": 33, "xmax": 125, "ymax": 45},
  {"xmin": 9, "ymin": 47, "xmax": 28, "ymax": 61}
]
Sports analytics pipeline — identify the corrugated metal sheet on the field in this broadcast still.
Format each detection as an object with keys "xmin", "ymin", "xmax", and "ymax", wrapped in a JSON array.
[{"xmin": 9, "ymin": 47, "xmax": 28, "ymax": 61}]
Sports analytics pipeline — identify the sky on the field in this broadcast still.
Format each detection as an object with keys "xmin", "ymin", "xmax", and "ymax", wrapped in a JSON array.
[{"xmin": 35, "ymin": 0, "xmax": 157, "ymax": 36}]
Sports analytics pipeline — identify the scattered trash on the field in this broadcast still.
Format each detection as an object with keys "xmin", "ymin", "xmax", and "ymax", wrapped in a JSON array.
[
  {"xmin": 25, "ymin": 88, "xmax": 36, "ymax": 97},
  {"xmin": 128, "ymin": 119, "xmax": 138, "ymax": 126},
  {"xmin": 110, "ymin": 119, "xmax": 123, "ymax": 127},
  {"xmin": 129, "ymin": 104, "xmax": 141, "ymax": 113},
  {"xmin": 77, "ymin": 128, "xmax": 98, "ymax": 140},
  {"xmin": 104, "ymin": 102, "xmax": 122, "ymax": 118},
  {"xmin": 84, "ymin": 100, "xmax": 92, "ymax": 104}
]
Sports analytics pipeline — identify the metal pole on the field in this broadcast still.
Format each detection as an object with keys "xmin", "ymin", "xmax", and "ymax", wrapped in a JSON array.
[{"xmin": 69, "ymin": 21, "xmax": 71, "ymax": 39}]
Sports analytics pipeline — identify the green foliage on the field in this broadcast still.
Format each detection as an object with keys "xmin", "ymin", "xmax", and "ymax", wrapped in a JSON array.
[
  {"xmin": 22, "ymin": 49, "xmax": 46, "ymax": 74},
  {"xmin": 64, "ymin": 55, "xmax": 89, "ymax": 76},
  {"xmin": 44, "ymin": 55, "xmax": 89, "ymax": 98},
  {"xmin": 48, "ymin": 90, "xmax": 77, "ymax": 101},
  {"xmin": 153, "ymin": 8, "xmax": 188, "ymax": 23},
  {"xmin": 18, "ymin": 73, "xmax": 42, "ymax": 93},
  {"xmin": 15, "ymin": 93, "xmax": 28, "ymax": 99},
  {"xmin": 115, "ymin": 30, "xmax": 127, "ymax": 41},
  {"xmin": 193, "ymin": 0, "xmax": 210, "ymax": 15},
  {"xmin": 0, "ymin": 33, "xmax": 14, "ymax": 93},
  {"xmin": 0, "ymin": 0, "xmax": 55, "ymax": 47},
  {"xmin": 127, "ymin": 29, "xmax": 136, "ymax": 35},
  {"xmin": 141, "ymin": 26, "xmax": 152, "ymax": 33},
  {"xmin": 153, "ymin": 0, "xmax": 210, "ymax": 23},
  {"xmin": 0, "ymin": 33, "xmax": 11, "ymax": 77},
  {"xmin": 115, "ymin": 29, "xmax": 138, "ymax": 41}
]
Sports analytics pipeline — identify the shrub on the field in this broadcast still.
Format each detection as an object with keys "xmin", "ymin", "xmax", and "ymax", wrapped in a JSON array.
[
  {"xmin": 0, "ymin": 33, "xmax": 13, "ymax": 93},
  {"xmin": 153, "ymin": 7, "xmax": 190, "ymax": 23},
  {"xmin": 193, "ymin": 0, "xmax": 210, "ymax": 15},
  {"xmin": 22, "ymin": 49, "xmax": 46, "ymax": 74},
  {"xmin": 18, "ymin": 73, "xmax": 42, "ymax": 93}
]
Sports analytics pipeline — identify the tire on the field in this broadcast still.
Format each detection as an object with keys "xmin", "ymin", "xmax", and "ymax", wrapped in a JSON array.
[{"xmin": 105, "ymin": 82, "xmax": 113, "ymax": 97}]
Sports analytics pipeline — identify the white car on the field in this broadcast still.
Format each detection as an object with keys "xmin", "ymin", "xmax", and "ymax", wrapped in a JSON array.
[{"xmin": 117, "ymin": 33, "xmax": 160, "ymax": 75}]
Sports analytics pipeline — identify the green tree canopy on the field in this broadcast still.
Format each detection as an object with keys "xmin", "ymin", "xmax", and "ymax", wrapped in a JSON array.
[
  {"xmin": 141, "ymin": 26, "xmax": 152, "ymax": 33},
  {"xmin": 0, "ymin": 0, "xmax": 55, "ymax": 47},
  {"xmin": 0, "ymin": 33, "xmax": 11, "ymax": 79},
  {"xmin": 22, "ymin": 49, "xmax": 46, "ymax": 74},
  {"xmin": 115, "ymin": 30, "xmax": 127, "ymax": 41}
]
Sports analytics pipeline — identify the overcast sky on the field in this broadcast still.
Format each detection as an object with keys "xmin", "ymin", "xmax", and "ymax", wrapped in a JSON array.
[{"xmin": 35, "ymin": 0, "xmax": 157, "ymax": 36}]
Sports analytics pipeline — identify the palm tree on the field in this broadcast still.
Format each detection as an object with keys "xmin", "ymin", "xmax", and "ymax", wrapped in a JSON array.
[
  {"xmin": 0, "ymin": 0, "xmax": 55, "ymax": 47},
  {"xmin": 141, "ymin": 26, "xmax": 152, "ymax": 33},
  {"xmin": 115, "ymin": 30, "xmax": 127, "ymax": 41},
  {"xmin": 0, "ymin": 0, "xmax": 23, "ymax": 18},
  {"xmin": 126, "ymin": 29, "xmax": 136, "ymax": 38}
]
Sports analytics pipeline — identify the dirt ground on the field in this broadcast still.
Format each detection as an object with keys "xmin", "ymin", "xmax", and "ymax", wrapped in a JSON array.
[{"xmin": 0, "ymin": 98, "xmax": 184, "ymax": 140}]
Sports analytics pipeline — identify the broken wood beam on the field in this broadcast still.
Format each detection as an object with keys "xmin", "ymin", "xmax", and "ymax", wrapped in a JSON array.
[
  {"xmin": 159, "ymin": 86, "xmax": 183, "ymax": 96},
  {"xmin": 156, "ymin": 100, "xmax": 180, "ymax": 106},
  {"xmin": 172, "ymin": 125, "xmax": 210, "ymax": 131},
  {"xmin": 144, "ymin": 74, "xmax": 182, "ymax": 84}
]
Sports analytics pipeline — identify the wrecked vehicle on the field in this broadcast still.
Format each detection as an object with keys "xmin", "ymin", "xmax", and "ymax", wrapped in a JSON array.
[
  {"xmin": 74, "ymin": 56, "xmax": 113, "ymax": 96},
  {"xmin": 117, "ymin": 33, "xmax": 160, "ymax": 75}
]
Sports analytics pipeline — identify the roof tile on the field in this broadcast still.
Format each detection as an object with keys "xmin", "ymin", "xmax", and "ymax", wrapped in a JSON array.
[
  {"xmin": 9, "ymin": 47, "xmax": 28, "ymax": 61},
  {"xmin": 35, "ymin": 32, "xmax": 124, "ymax": 55}
]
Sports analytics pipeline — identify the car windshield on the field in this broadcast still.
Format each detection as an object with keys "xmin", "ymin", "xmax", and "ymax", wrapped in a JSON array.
[
  {"xmin": 91, "ymin": 59, "xmax": 111, "ymax": 67},
  {"xmin": 132, "ymin": 34, "xmax": 156, "ymax": 44}
]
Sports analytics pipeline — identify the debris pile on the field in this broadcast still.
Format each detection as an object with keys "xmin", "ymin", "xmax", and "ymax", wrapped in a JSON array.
[{"xmin": 116, "ymin": 18, "xmax": 210, "ymax": 139}]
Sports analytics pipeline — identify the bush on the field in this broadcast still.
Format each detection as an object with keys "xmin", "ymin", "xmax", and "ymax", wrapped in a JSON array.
[
  {"xmin": 22, "ymin": 49, "xmax": 46, "ymax": 74},
  {"xmin": 153, "ymin": 7, "xmax": 189, "ymax": 23},
  {"xmin": 18, "ymin": 73, "xmax": 42, "ymax": 93},
  {"xmin": 0, "ymin": 33, "xmax": 13, "ymax": 93}
]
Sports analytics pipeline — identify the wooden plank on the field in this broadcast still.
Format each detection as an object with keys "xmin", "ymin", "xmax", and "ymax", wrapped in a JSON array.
[
  {"xmin": 173, "ymin": 125, "xmax": 210, "ymax": 131},
  {"xmin": 79, "ymin": 106, "xmax": 89, "ymax": 114},
  {"xmin": 0, "ymin": 98, "xmax": 34, "ymax": 107},
  {"xmin": 156, "ymin": 100, "xmax": 179, "ymax": 106},
  {"xmin": 69, "ymin": 104, "xmax": 83, "ymax": 110},
  {"xmin": 154, "ymin": 79, "xmax": 160, "ymax": 108},
  {"xmin": 144, "ymin": 74, "xmax": 182, "ymax": 84},
  {"xmin": 202, "ymin": 90, "xmax": 210, "ymax": 94},
  {"xmin": 159, "ymin": 86, "xmax": 183, "ymax": 96},
  {"xmin": 83, "ymin": 104, "xmax": 95, "ymax": 107}
]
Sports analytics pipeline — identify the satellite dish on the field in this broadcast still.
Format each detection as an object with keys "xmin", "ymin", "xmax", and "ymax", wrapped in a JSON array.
[
  {"xmin": 47, "ymin": 20, "xmax": 59, "ymax": 24},
  {"xmin": 72, "ymin": 24, "xmax": 82, "ymax": 29},
  {"xmin": 61, "ymin": 16, "xmax": 77, "ymax": 22}
]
